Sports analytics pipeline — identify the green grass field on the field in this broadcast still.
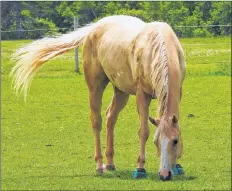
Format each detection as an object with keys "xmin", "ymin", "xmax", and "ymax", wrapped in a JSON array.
[{"xmin": 1, "ymin": 37, "xmax": 231, "ymax": 190}]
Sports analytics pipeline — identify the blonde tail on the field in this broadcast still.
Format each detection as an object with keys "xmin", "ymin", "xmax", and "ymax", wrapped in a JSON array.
[{"xmin": 10, "ymin": 24, "xmax": 94, "ymax": 98}]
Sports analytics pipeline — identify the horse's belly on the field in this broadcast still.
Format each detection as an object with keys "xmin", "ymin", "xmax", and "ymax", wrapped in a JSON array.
[
  {"xmin": 103, "ymin": 63, "xmax": 136, "ymax": 94},
  {"xmin": 97, "ymin": 32, "xmax": 137, "ymax": 94},
  {"xmin": 98, "ymin": 49, "xmax": 136, "ymax": 94}
]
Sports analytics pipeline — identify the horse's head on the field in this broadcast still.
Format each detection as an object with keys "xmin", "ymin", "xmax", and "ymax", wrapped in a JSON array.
[{"xmin": 149, "ymin": 115, "xmax": 183, "ymax": 181}]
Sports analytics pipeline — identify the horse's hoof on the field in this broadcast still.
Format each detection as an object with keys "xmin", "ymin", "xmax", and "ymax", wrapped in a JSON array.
[
  {"xmin": 173, "ymin": 164, "xmax": 185, "ymax": 175},
  {"xmin": 96, "ymin": 168, "xmax": 104, "ymax": 175},
  {"xmin": 132, "ymin": 168, "xmax": 147, "ymax": 179},
  {"xmin": 105, "ymin": 164, "xmax": 116, "ymax": 171}
]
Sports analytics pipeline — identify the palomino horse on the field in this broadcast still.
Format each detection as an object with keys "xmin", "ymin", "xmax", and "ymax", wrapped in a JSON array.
[{"xmin": 11, "ymin": 15, "xmax": 186, "ymax": 181}]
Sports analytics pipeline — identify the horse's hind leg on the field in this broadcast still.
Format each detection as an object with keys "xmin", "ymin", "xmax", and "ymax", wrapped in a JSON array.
[
  {"xmin": 85, "ymin": 72, "xmax": 108, "ymax": 174},
  {"xmin": 83, "ymin": 38, "xmax": 109, "ymax": 174},
  {"xmin": 135, "ymin": 87, "xmax": 151, "ymax": 173},
  {"xmin": 105, "ymin": 87, "xmax": 129, "ymax": 170}
]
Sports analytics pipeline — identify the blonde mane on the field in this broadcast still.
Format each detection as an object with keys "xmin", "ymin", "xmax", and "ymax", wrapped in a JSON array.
[{"xmin": 150, "ymin": 27, "xmax": 169, "ymax": 117}]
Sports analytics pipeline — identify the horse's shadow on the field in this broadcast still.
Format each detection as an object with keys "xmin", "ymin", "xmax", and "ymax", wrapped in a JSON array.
[
  {"xmin": 30, "ymin": 169, "xmax": 196, "ymax": 182},
  {"xmin": 99, "ymin": 169, "xmax": 197, "ymax": 182}
]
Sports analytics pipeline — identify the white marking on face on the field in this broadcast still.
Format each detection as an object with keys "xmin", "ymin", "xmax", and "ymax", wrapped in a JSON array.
[{"xmin": 160, "ymin": 136, "xmax": 169, "ymax": 171}]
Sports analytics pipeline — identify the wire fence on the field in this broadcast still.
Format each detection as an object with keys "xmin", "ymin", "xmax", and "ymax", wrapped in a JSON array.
[
  {"xmin": 181, "ymin": 43, "xmax": 231, "ymax": 46},
  {"xmin": 1, "ymin": 24, "xmax": 231, "ymax": 70},
  {"xmin": 1, "ymin": 24, "xmax": 231, "ymax": 33},
  {"xmin": 173, "ymin": 24, "xmax": 231, "ymax": 28},
  {"xmin": 1, "ymin": 28, "xmax": 70, "ymax": 33},
  {"xmin": 1, "ymin": 42, "xmax": 231, "ymax": 54},
  {"xmin": 1, "ymin": 42, "xmax": 230, "ymax": 60},
  {"xmin": 1, "ymin": 23, "xmax": 231, "ymax": 45}
]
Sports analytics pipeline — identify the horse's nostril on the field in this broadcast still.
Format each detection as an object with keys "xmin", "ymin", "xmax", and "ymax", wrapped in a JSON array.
[{"xmin": 167, "ymin": 171, "xmax": 172, "ymax": 180}]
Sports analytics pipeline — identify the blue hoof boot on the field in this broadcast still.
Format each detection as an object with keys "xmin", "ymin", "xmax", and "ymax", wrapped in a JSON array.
[
  {"xmin": 132, "ymin": 168, "xmax": 147, "ymax": 179},
  {"xmin": 173, "ymin": 164, "xmax": 184, "ymax": 175}
]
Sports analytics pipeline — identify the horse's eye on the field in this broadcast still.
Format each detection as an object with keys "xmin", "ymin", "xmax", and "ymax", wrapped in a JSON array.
[{"xmin": 173, "ymin": 139, "xmax": 178, "ymax": 145}]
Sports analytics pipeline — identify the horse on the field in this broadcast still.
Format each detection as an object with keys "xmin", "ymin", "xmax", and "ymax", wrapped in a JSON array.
[{"xmin": 11, "ymin": 15, "xmax": 186, "ymax": 181}]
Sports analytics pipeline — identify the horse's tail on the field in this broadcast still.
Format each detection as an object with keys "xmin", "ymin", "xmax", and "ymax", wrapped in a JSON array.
[{"xmin": 10, "ymin": 23, "xmax": 95, "ymax": 98}]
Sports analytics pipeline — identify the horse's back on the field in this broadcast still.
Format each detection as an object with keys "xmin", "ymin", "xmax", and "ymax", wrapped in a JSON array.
[
  {"xmin": 83, "ymin": 16, "xmax": 185, "ymax": 96},
  {"xmin": 94, "ymin": 15, "xmax": 145, "ymax": 43},
  {"xmin": 96, "ymin": 15, "xmax": 145, "ymax": 54}
]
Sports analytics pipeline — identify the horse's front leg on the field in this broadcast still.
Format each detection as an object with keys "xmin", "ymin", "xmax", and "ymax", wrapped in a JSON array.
[{"xmin": 133, "ymin": 87, "xmax": 151, "ymax": 178}]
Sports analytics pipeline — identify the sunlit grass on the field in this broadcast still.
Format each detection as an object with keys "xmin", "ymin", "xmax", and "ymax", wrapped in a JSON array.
[{"xmin": 1, "ymin": 37, "xmax": 231, "ymax": 190}]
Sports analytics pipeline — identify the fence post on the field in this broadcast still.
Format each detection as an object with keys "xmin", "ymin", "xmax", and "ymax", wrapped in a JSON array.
[
  {"xmin": 15, "ymin": 2, "xmax": 21, "ymax": 39},
  {"xmin": 74, "ymin": 16, "xmax": 79, "ymax": 73}
]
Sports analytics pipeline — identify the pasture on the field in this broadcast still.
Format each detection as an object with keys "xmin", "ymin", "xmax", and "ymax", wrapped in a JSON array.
[{"xmin": 1, "ymin": 37, "xmax": 231, "ymax": 190}]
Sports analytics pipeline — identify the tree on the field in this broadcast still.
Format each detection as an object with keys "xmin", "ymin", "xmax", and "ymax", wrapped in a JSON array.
[
  {"xmin": 1, "ymin": 2, "xmax": 60, "ymax": 39},
  {"xmin": 57, "ymin": 1, "xmax": 98, "ymax": 27},
  {"xmin": 210, "ymin": 2, "xmax": 231, "ymax": 36},
  {"xmin": 1, "ymin": 1, "xmax": 231, "ymax": 39}
]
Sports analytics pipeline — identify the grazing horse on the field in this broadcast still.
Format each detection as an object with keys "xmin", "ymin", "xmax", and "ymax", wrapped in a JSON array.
[{"xmin": 11, "ymin": 15, "xmax": 186, "ymax": 181}]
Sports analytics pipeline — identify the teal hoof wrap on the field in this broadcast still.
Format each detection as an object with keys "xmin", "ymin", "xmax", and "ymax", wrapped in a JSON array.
[
  {"xmin": 132, "ymin": 168, "xmax": 147, "ymax": 179},
  {"xmin": 173, "ymin": 164, "xmax": 184, "ymax": 175}
]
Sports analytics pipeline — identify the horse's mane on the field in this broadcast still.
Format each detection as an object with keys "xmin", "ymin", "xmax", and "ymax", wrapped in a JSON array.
[{"xmin": 149, "ymin": 25, "xmax": 169, "ymax": 117}]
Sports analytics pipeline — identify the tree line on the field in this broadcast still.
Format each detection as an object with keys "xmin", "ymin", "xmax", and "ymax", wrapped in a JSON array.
[{"xmin": 1, "ymin": 1, "xmax": 231, "ymax": 39}]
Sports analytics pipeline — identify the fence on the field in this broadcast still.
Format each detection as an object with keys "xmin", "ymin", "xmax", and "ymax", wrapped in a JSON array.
[
  {"xmin": 1, "ymin": 24, "xmax": 231, "ymax": 33},
  {"xmin": 1, "ymin": 23, "xmax": 231, "ymax": 72}
]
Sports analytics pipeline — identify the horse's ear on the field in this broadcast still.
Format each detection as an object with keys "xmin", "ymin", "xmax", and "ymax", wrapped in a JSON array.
[
  {"xmin": 149, "ymin": 116, "xmax": 160, "ymax": 127},
  {"xmin": 172, "ymin": 114, "xmax": 178, "ymax": 125}
]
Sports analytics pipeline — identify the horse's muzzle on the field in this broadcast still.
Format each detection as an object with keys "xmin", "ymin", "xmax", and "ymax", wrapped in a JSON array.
[{"xmin": 159, "ymin": 170, "xmax": 172, "ymax": 181}]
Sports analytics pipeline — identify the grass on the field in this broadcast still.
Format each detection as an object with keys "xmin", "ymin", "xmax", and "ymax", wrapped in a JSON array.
[{"xmin": 1, "ymin": 37, "xmax": 231, "ymax": 190}]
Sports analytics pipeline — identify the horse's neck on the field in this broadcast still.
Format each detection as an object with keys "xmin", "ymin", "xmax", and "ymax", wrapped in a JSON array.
[
  {"xmin": 167, "ymin": 92, "xmax": 180, "ymax": 118},
  {"xmin": 166, "ymin": 70, "xmax": 181, "ymax": 118}
]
